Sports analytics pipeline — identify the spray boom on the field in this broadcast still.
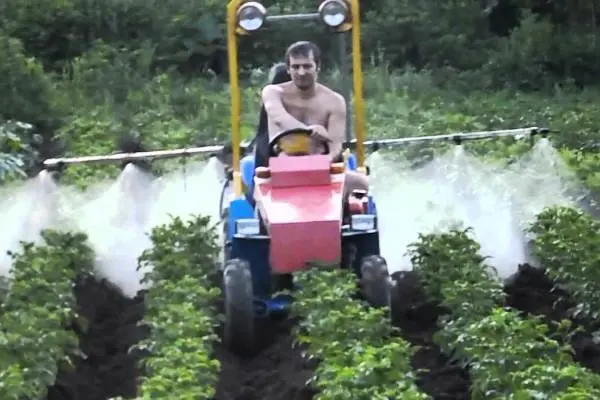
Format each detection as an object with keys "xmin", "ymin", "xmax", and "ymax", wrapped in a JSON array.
[
  {"xmin": 345, "ymin": 127, "xmax": 549, "ymax": 151},
  {"xmin": 41, "ymin": 126, "xmax": 549, "ymax": 169},
  {"xmin": 42, "ymin": 145, "xmax": 227, "ymax": 168}
]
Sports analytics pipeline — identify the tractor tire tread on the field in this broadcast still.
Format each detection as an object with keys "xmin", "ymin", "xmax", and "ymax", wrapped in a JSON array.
[
  {"xmin": 223, "ymin": 258, "xmax": 254, "ymax": 356},
  {"xmin": 360, "ymin": 255, "xmax": 390, "ymax": 308}
]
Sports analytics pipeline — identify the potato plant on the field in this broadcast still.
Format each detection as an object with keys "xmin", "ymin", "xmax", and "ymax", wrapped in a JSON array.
[
  {"xmin": 408, "ymin": 228, "xmax": 600, "ymax": 398},
  {"xmin": 293, "ymin": 268, "xmax": 428, "ymax": 400},
  {"xmin": 528, "ymin": 206, "xmax": 600, "ymax": 323},
  {"xmin": 134, "ymin": 215, "xmax": 222, "ymax": 400},
  {"xmin": 0, "ymin": 276, "xmax": 8, "ymax": 305},
  {"xmin": 0, "ymin": 230, "xmax": 95, "ymax": 400}
]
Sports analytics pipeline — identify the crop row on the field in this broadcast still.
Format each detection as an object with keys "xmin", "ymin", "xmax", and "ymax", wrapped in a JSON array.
[
  {"xmin": 528, "ymin": 206, "xmax": 600, "ymax": 324},
  {"xmin": 0, "ymin": 230, "xmax": 95, "ymax": 399},
  {"xmin": 293, "ymin": 267, "xmax": 428, "ymax": 399},
  {"xmin": 0, "ymin": 214, "xmax": 224, "ymax": 400},
  {"xmin": 132, "ymin": 215, "xmax": 222, "ymax": 400},
  {"xmin": 289, "ymin": 204, "xmax": 600, "ymax": 399},
  {"xmin": 408, "ymin": 227, "xmax": 600, "ymax": 398},
  {"xmin": 0, "ymin": 205, "xmax": 598, "ymax": 399}
]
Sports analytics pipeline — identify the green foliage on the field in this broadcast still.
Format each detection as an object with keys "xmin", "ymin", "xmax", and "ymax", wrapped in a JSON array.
[
  {"xmin": 0, "ymin": 122, "xmax": 28, "ymax": 182},
  {"xmin": 407, "ymin": 228, "xmax": 505, "ymax": 312},
  {"xmin": 0, "ymin": 0, "xmax": 226, "ymax": 73},
  {"xmin": 408, "ymin": 228, "xmax": 600, "ymax": 398},
  {"xmin": 3, "ymin": 0, "xmax": 600, "ymax": 89},
  {"xmin": 1, "ymin": 1, "xmax": 600, "ymax": 397},
  {"xmin": 0, "ymin": 230, "xmax": 95, "ymax": 399},
  {"xmin": 135, "ymin": 214, "xmax": 221, "ymax": 400},
  {"xmin": 293, "ymin": 268, "xmax": 428, "ymax": 399},
  {"xmin": 0, "ymin": 34, "xmax": 61, "ymax": 129},
  {"xmin": 528, "ymin": 206, "xmax": 600, "ymax": 324},
  {"xmin": 3, "ymin": 1, "xmax": 600, "ymax": 187}
]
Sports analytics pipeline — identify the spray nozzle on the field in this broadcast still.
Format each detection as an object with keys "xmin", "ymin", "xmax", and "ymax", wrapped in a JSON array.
[
  {"xmin": 530, "ymin": 127, "xmax": 550, "ymax": 138},
  {"xmin": 452, "ymin": 135, "xmax": 463, "ymax": 146},
  {"xmin": 44, "ymin": 161, "xmax": 67, "ymax": 173}
]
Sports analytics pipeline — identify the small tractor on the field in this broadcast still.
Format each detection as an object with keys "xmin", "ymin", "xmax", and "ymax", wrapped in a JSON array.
[{"xmin": 41, "ymin": 0, "xmax": 550, "ymax": 355}]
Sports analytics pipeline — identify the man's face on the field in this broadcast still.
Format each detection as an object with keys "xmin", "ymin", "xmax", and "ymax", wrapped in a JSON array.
[{"xmin": 287, "ymin": 52, "xmax": 319, "ymax": 91}]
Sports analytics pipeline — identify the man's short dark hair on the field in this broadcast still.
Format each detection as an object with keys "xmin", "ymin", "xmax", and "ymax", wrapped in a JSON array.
[{"xmin": 284, "ymin": 41, "xmax": 321, "ymax": 67}]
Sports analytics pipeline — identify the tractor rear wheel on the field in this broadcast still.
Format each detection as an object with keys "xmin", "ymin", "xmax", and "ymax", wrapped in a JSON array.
[
  {"xmin": 223, "ymin": 258, "xmax": 254, "ymax": 355},
  {"xmin": 360, "ymin": 255, "xmax": 391, "ymax": 308}
]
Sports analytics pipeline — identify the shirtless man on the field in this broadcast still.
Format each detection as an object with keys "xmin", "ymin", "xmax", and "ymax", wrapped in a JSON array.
[{"xmin": 260, "ymin": 40, "xmax": 369, "ymax": 201}]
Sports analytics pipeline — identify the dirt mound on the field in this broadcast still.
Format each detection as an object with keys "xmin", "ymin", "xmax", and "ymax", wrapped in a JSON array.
[
  {"xmin": 46, "ymin": 274, "xmax": 147, "ymax": 400},
  {"xmin": 214, "ymin": 317, "xmax": 316, "ymax": 400},
  {"xmin": 504, "ymin": 264, "xmax": 600, "ymax": 373},
  {"xmin": 389, "ymin": 271, "xmax": 471, "ymax": 400}
]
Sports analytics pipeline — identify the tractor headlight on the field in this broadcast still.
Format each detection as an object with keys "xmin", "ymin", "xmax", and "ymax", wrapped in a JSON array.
[
  {"xmin": 318, "ymin": 0, "xmax": 349, "ymax": 27},
  {"xmin": 236, "ymin": 218, "xmax": 260, "ymax": 235},
  {"xmin": 351, "ymin": 214, "xmax": 376, "ymax": 231},
  {"xmin": 237, "ymin": 2, "xmax": 267, "ymax": 32}
]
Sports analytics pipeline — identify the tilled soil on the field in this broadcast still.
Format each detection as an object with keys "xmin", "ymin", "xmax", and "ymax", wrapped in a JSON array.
[
  {"xmin": 45, "ymin": 274, "xmax": 148, "ymax": 400},
  {"xmin": 390, "ymin": 271, "xmax": 471, "ymax": 400},
  {"xmin": 214, "ymin": 317, "xmax": 316, "ymax": 400},
  {"xmin": 504, "ymin": 264, "xmax": 600, "ymax": 373},
  {"xmin": 388, "ymin": 263, "xmax": 600, "ymax": 400},
  {"xmin": 43, "ymin": 264, "xmax": 600, "ymax": 400}
]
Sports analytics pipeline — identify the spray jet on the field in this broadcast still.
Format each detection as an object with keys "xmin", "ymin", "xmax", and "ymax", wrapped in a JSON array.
[{"xmin": 38, "ymin": 126, "xmax": 550, "ymax": 228}]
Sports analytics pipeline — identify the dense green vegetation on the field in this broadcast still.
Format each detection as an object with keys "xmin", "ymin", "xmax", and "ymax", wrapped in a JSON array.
[
  {"xmin": 0, "ymin": 230, "xmax": 95, "ymax": 399},
  {"xmin": 0, "ymin": 0, "xmax": 599, "ymax": 189},
  {"xmin": 135, "ymin": 215, "xmax": 221, "ymax": 399},
  {"xmin": 1, "ymin": 0, "xmax": 600, "ymax": 399},
  {"xmin": 293, "ymin": 267, "xmax": 427, "ymax": 399},
  {"xmin": 409, "ymin": 228, "xmax": 600, "ymax": 398}
]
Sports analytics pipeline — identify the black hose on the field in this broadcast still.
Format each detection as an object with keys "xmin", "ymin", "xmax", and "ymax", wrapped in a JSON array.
[{"xmin": 218, "ymin": 178, "xmax": 229, "ymax": 221}]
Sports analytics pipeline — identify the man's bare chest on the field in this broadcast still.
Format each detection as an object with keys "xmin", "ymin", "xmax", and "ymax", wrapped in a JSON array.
[{"xmin": 282, "ymin": 95, "xmax": 330, "ymax": 125}]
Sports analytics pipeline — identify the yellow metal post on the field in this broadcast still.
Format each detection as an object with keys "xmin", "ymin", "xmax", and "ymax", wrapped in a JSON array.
[
  {"xmin": 227, "ymin": 0, "xmax": 244, "ymax": 196},
  {"xmin": 348, "ymin": 0, "xmax": 365, "ymax": 170}
]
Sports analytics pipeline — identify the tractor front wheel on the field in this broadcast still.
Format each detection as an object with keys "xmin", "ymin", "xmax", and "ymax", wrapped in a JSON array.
[
  {"xmin": 223, "ymin": 258, "xmax": 254, "ymax": 355},
  {"xmin": 359, "ymin": 255, "xmax": 391, "ymax": 308}
]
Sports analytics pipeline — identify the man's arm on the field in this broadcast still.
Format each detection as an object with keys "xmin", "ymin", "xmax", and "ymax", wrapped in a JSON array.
[
  {"xmin": 261, "ymin": 85, "xmax": 307, "ymax": 141},
  {"xmin": 325, "ymin": 94, "xmax": 347, "ymax": 161}
]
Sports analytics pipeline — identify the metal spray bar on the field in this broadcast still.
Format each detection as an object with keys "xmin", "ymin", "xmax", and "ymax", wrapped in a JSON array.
[
  {"xmin": 42, "ymin": 127, "xmax": 549, "ymax": 168},
  {"xmin": 42, "ymin": 144, "xmax": 226, "ymax": 167},
  {"xmin": 345, "ymin": 126, "xmax": 550, "ymax": 151}
]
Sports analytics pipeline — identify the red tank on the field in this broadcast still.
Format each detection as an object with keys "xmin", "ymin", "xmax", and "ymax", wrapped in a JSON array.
[{"xmin": 254, "ymin": 154, "xmax": 344, "ymax": 273}]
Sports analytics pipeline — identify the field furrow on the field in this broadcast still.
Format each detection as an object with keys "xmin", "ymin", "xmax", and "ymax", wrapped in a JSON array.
[
  {"xmin": 213, "ymin": 317, "xmax": 315, "ymax": 400},
  {"xmin": 502, "ymin": 206, "xmax": 600, "ymax": 374},
  {"xmin": 403, "ymin": 228, "xmax": 600, "ymax": 398},
  {"xmin": 47, "ymin": 276, "xmax": 146, "ymax": 400},
  {"xmin": 390, "ymin": 271, "xmax": 471, "ymax": 400},
  {"xmin": 504, "ymin": 265, "xmax": 600, "ymax": 374}
]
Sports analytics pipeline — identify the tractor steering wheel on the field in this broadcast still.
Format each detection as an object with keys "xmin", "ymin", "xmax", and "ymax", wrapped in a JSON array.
[{"xmin": 269, "ymin": 128, "xmax": 330, "ymax": 157}]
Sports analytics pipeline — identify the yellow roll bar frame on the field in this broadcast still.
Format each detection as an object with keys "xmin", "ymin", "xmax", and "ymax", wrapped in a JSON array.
[{"xmin": 226, "ymin": 0, "xmax": 365, "ymax": 196}]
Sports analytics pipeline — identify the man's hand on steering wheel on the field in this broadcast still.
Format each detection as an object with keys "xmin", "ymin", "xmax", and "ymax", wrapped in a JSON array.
[
  {"xmin": 308, "ymin": 124, "xmax": 331, "ymax": 144},
  {"xmin": 268, "ymin": 128, "xmax": 331, "ymax": 157}
]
